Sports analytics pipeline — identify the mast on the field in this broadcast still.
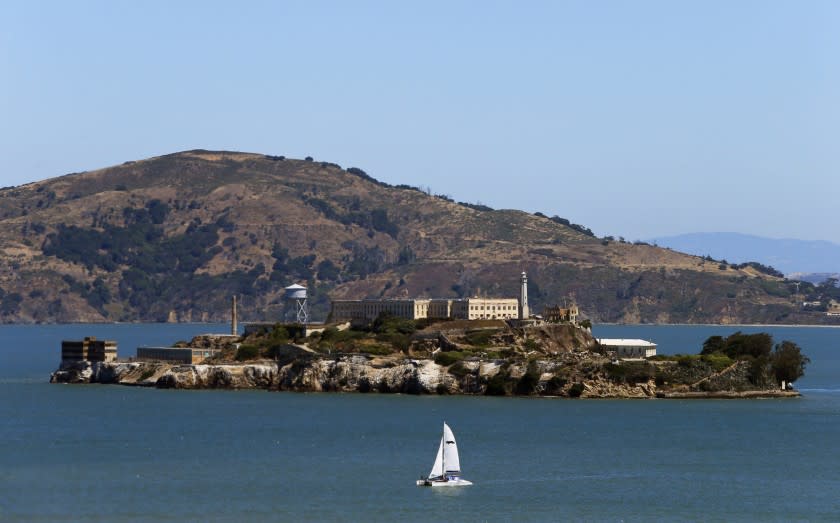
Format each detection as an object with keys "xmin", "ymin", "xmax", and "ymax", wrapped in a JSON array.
[{"xmin": 441, "ymin": 423, "xmax": 446, "ymax": 479}]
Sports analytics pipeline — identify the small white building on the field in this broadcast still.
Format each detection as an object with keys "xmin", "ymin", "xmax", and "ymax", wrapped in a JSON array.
[{"xmin": 597, "ymin": 338, "xmax": 657, "ymax": 359}]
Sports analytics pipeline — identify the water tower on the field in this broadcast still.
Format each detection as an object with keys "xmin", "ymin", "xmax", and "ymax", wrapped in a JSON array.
[{"xmin": 284, "ymin": 283, "xmax": 309, "ymax": 324}]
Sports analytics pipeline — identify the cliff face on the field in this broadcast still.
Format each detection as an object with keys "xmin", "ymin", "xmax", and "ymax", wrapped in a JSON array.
[{"xmin": 50, "ymin": 355, "xmax": 797, "ymax": 399}]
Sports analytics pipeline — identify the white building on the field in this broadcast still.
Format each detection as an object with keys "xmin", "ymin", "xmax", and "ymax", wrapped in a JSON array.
[
  {"xmin": 597, "ymin": 338, "xmax": 657, "ymax": 359},
  {"xmin": 329, "ymin": 297, "xmax": 520, "ymax": 323},
  {"xmin": 330, "ymin": 271, "xmax": 531, "ymax": 324}
]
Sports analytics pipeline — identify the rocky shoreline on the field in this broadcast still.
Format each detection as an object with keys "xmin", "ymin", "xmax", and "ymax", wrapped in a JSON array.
[
  {"xmin": 50, "ymin": 355, "xmax": 799, "ymax": 399},
  {"xmin": 50, "ymin": 322, "xmax": 806, "ymax": 399}
]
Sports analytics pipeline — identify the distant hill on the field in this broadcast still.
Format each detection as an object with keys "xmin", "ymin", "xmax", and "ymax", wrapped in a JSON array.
[
  {"xmin": 0, "ymin": 150, "xmax": 832, "ymax": 325},
  {"xmin": 787, "ymin": 272, "xmax": 840, "ymax": 285},
  {"xmin": 650, "ymin": 232, "xmax": 840, "ymax": 279}
]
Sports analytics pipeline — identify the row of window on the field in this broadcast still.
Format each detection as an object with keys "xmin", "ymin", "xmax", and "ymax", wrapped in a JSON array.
[{"xmin": 469, "ymin": 304, "xmax": 517, "ymax": 311}]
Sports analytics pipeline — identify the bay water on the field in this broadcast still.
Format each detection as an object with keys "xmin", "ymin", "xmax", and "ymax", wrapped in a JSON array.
[{"xmin": 2, "ymin": 323, "xmax": 840, "ymax": 521}]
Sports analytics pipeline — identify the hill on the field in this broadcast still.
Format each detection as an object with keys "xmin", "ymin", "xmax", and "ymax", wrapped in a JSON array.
[
  {"xmin": 0, "ymin": 150, "xmax": 830, "ymax": 324},
  {"xmin": 650, "ymin": 232, "xmax": 840, "ymax": 277}
]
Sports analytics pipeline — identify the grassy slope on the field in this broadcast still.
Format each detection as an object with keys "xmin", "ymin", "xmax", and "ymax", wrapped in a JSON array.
[{"xmin": 0, "ymin": 150, "xmax": 816, "ymax": 324}]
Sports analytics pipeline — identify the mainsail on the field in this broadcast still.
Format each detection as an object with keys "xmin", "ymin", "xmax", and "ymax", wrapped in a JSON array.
[
  {"xmin": 428, "ymin": 422, "xmax": 461, "ymax": 479},
  {"xmin": 442, "ymin": 422, "xmax": 461, "ymax": 474}
]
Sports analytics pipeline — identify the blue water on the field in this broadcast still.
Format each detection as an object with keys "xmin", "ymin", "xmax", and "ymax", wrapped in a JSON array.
[{"xmin": 2, "ymin": 324, "xmax": 840, "ymax": 522}]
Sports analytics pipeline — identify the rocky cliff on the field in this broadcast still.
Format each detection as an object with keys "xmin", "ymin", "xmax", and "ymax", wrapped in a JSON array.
[{"xmin": 50, "ymin": 355, "xmax": 797, "ymax": 399}]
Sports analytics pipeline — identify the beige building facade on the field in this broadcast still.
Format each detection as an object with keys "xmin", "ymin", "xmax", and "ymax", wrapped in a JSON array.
[
  {"xmin": 136, "ymin": 347, "xmax": 221, "ymax": 364},
  {"xmin": 543, "ymin": 305, "xmax": 579, "ymax": 324},
  {"xmin": 61, "ymin": 337, "xmax": 118, "ymax": 363},
  {"xmin": 329, "ymin": 297, "xmax": 520, "ymax": 323}
]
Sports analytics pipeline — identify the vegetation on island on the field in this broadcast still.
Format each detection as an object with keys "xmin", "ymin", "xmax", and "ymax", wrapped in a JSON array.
[
  {"xmin": 649, "ymin": 332, "xmax": 810, "ymax": 390},
  {"xmin": 207, "ymin": 313, "xmax": 807, "ymax": 398}
]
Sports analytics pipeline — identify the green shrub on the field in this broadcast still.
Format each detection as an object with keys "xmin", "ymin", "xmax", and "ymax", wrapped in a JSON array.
[
  {"xmin": 448, "ymin": 361, "xmax": 471, "ymax": 378},
  {"xmin": 701, "ymin": 353, "xmax": 733, "ymax": 372},
  {"xmin": 604, "ymin": 361, "xmax": 654, "ymax": 383},
  {"xmin": 372, "ymin": 313, "xmax": 416, "ymax": 335},
  {"xmin": 434, "ymin": 351, "xmax": 465, "ymax": 366},
  {"xmin": 568, "ymin": 382, "xmax": 585, "ymax": 398},
  {"xmin": 604, "ymin": 363, "xmax": 627, "ymax": 382},
  {"xmin": 375, "ymin": 332, "xmax": 411, "ymax": 352},
  {"xmin": 654, "ymin": 372, "xmax": 665, "ymax": 387},
  {"xmin": 515, "ymin": 369, "xmax": 540, "ymax": 395},
  {"xmin": 485, "ymin": 373, "xmax": 508, "ymax": 396},
  {"xmin": 523, "ymin": 338, "xmax": 539, "ymax": 351},
  {"xmin": 543, "ymin": 375, "xmax": 567, "ymax": 395},
  {"xmin": 485, "ymin": 348, "xmax": 514, "ymax": 359},
  {"xmin": 268, "ymin": 325, "xmax": 289, "ymax": 344},
  {"xmin": 700, "ymin": 332, "xmax": 773, "ymax": 359},
  {"xmin": 235, "ymin": 344, "xmax": 260, "ymax": 361},
  {"xmin": 362, "ymin": 344, "xmax": 395, "ymax": 356},
  {"xmin": 464, "ymin": 329, "xmax": 496, "ymax": 347},
  {"xmin": 677, "ymin": 355, "xmax": 698, "ymax": 367}
]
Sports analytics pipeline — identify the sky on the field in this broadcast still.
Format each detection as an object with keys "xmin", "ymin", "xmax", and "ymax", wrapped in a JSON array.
[{"xmin": 2, "ymin": 1, "xmax": 838, "ymax": 243}]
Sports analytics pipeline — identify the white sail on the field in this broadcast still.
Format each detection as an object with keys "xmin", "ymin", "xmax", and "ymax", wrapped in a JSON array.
[
  {"xmin": 442, "ymin": 422, "xmax": 461, "ymax": 473},
  {"xmin": 428, "ymin": 436, "xmax": 444, "ymax": 478},
  {"xmin": 418, "ymin": 422, "xmax": 472, "ymax": 486}
]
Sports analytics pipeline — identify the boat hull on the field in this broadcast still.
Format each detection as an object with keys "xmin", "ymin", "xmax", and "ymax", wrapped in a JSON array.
[{"xmin": 416, "ymin": 479, "xmax": 473, "ymax": 487}]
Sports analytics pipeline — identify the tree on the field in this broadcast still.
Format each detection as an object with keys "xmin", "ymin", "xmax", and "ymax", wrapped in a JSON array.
[
  {"xmin": 700, "ymin": 332, "xmax": 772, "ymax": 359},
  {"xmin": 701, "ymin": 335, "xmax": 725, "ymax": 355},
  {"xmin": 770, "ymin": 341, "xmax": 810, "ymax": 384}
]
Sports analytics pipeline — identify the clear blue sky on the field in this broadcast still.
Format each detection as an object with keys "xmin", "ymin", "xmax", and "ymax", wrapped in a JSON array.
[{"xmin": 2, "ymin": 1, "xmax": 838, "ymax": 242}]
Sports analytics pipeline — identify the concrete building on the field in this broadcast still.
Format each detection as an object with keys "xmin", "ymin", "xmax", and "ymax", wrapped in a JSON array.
[
  {"xmin": 542, "ymin": 305, "xmax": 579, "ymax": 324},
  {"xmin": 462, "ymin": 298, "xmax": 521, "ymax": 320},
  {"xmin": 329, "ymin": 271, "xmax": 532, "ymax": 324},
  {"xmin": 61, "ymin": 337, "xmax": 117, "ymax": 363},
  {"xmin": 136, "ymin": 346, "xmax": 222, "ymax": 364},
  {"xmin": 597, "ymin": 338, "xmax": 657, "ymax": 359},
  {"xmin": 329, "ymin": 297, "xmax": 521, "ymax": 323}
]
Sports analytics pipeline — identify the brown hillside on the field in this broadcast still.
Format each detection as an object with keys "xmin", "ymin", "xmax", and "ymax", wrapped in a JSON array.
[{"xmin": 0, "ymin": 150, "xmax": 825, "ymax": 324}]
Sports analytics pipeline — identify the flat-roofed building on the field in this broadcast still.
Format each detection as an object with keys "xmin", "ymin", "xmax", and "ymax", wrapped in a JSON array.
[
  {"xmin": 543, "ymin": 305, "xmax": 579, "ymax": 324},
  {"xmin": 329, "ymin": 297, "xmax": 520, "ymax": 323},
  {"xmin": 597, "ymin": 338, "xmax": 657, "ymax": 359},
  {"xmin": 61, "ymin": 337, "xmax": 117, "ymax": 363},
  {"xmin": 462, "ymin": 298, "xmax": 519, "ymax": 320},
  {"xmin": 136, "ymin": 347, "xmax": 221, "ymax": 364}
]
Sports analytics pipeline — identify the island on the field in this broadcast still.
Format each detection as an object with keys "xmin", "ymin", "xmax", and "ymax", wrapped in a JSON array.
[{"xmin": 51, "ymin": 318, "xmax": 807, "ymax": 399}]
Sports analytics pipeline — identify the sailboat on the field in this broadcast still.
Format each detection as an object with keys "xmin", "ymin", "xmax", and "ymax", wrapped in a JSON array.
[{"xmin": 416, "ymin": 422, "xmax": 473, "ymax": 486}]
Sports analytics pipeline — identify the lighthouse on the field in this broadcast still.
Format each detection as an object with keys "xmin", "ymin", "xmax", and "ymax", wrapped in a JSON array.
[{"xmin": 520, "ymin": 271, "xmax": 529, "ymax": 320}]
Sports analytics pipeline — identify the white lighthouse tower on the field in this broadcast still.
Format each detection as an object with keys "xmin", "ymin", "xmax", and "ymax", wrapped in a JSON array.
[{"xmin": 520, "ymin": 271, "xmax": 529, "ymax": 320}]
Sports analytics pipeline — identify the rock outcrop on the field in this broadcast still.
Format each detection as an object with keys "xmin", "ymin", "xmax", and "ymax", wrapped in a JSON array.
[
  {"xmin": 50, "ymin": 353, "xmax": 797, "ymax": 399},
  {"xmin": 50, "ymin": 322, "xmax": 800, "ymax": 398}
]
